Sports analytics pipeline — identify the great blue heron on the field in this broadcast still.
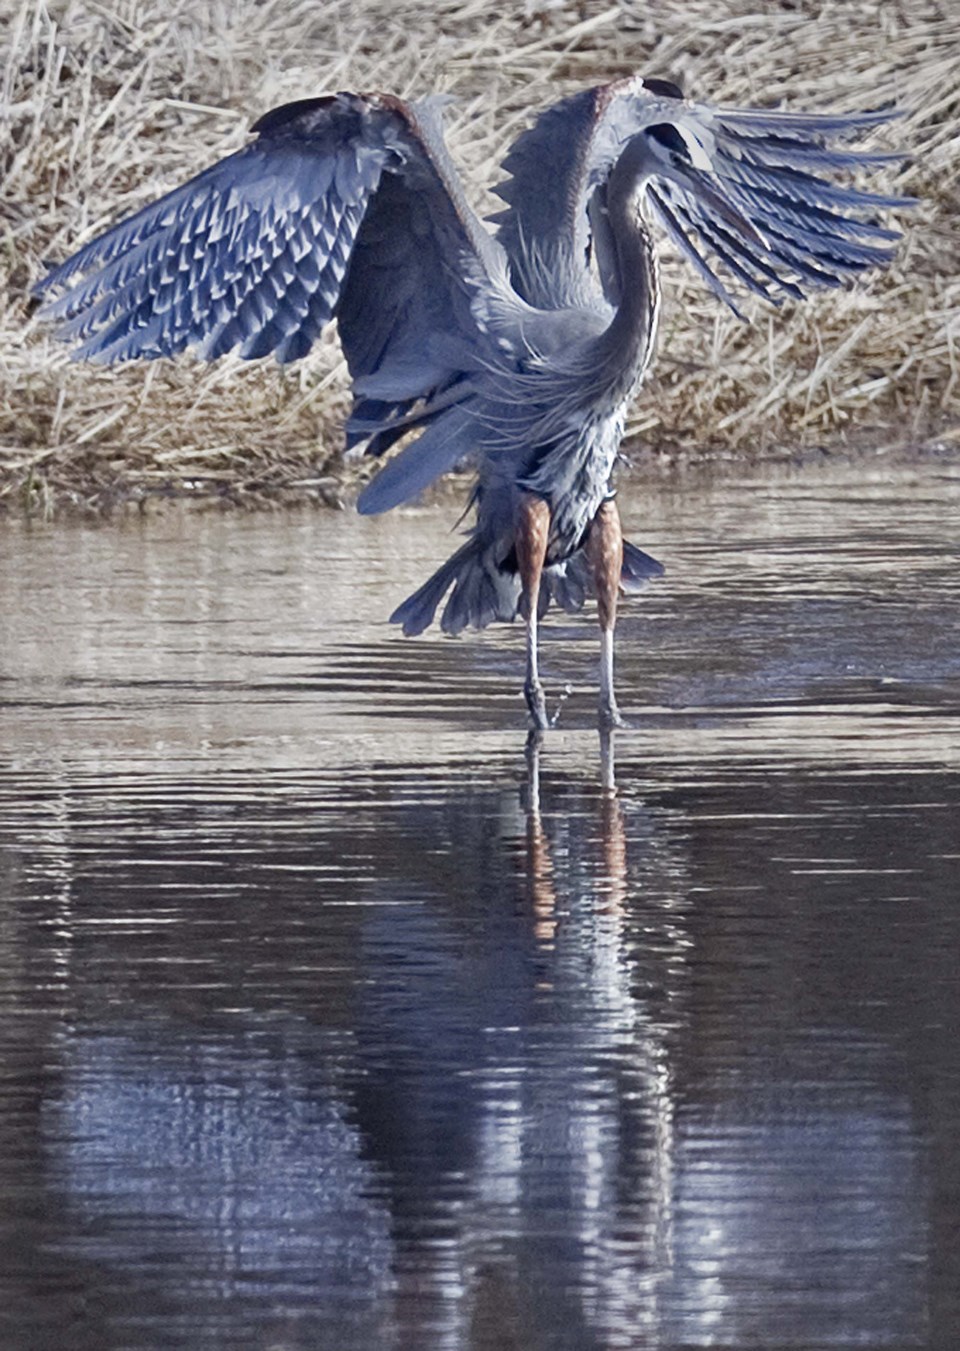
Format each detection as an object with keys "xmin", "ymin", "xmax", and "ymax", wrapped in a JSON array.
[{"xmin": 35, "ymin": 76, "xmax": 909, "ymax": 728}]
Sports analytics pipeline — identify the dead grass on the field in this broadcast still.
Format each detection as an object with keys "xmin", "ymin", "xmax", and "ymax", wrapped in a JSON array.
[{"xmin": 2, "ymin": 0, "xmax": 958, "ymax": 513}]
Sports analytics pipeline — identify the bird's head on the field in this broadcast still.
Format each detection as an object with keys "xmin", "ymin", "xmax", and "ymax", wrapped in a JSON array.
[{"xmin": 613, "ymin": 117, "xmax": 765, "ymax": 249}]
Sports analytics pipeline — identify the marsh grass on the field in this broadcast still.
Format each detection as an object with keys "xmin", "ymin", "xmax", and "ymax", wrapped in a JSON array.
[{"xmin": 2, "ymin": 0, "xmax": 958, "ymax": 512}]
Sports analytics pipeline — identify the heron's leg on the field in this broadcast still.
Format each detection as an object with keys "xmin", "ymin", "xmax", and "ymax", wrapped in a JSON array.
[
  {"xmin": 586, "ymin": 499, "xmax": 625, "ymax": 727},
  {"xmin": 516, "ymin": 492, "xmax": 551, "ymax": 731}
]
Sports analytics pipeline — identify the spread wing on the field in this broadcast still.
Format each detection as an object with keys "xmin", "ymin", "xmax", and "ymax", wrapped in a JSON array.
[
  {"xmin": 34, "ymin": 92, "xmax": 501, "ymax": 456},
  {"xmin": 492, "ymin": 74, "xmax": 913, "ymax": 318}
]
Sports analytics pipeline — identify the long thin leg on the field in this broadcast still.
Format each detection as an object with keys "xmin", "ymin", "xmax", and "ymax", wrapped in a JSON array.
[
  {"xmin": 516, "ymin": 492, "xmax": 551, "ymax": 730},
  {"xmin": 586, "ymin": 498, "xmax": 625, "ymax": 727}
]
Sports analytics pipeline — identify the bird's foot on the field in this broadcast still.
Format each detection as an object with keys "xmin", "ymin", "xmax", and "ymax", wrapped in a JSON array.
[
  {"xmin": 524, "ymin": 677, "xmax": 550, "ymax": 731},
  {"xmin": 599, "ymin": 700, "xmax": 628, "ymax": 730}
]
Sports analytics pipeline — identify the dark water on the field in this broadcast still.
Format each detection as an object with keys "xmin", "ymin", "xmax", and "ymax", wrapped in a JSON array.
[{"xmin": 1, "ymin": 459, "xmax": 958, "ymax": 1350}]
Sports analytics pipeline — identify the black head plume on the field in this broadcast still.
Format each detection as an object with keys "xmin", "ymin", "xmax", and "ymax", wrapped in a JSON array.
[{"xmin": 642, "ymin": 77, "xmax": 684, "ymax": 101}]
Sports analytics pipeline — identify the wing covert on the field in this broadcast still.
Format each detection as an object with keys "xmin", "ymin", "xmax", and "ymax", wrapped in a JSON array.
[
  {"xmin": 34, "ymin": 92, "xmax": 497, "ymax": 375},
  {"xmin": 335, "ymin": 95, "xmax": 503, "ymax": 453}
]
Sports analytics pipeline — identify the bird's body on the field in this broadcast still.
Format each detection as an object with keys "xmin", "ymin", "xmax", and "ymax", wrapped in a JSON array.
[{"xmin": 34, "ymin": 76, "xmax": 910, "ymax": 727}]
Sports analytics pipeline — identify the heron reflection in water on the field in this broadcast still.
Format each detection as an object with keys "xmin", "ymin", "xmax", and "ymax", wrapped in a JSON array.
[
  {"xmin": 39, "ymin": 744, "xmax": 926, "ymax": 1343},
  {"xmin": 36, "ymin": 77, "xmax": 910, "ymax": 726}
]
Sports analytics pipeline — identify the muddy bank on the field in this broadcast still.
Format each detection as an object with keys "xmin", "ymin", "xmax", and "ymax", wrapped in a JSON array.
[{"xmin": 2, "ymin": 422, "xmax": 956, "ymax": 520}]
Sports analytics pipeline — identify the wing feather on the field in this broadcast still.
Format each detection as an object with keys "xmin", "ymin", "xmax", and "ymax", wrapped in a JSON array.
[
  {"xmin": 36, "ymin": 90, "xmax": 503, "ymax": 507},
  {"xmin": 494, "ymin": 74, "xmax": 912, "ymax": 316},
  {"xmin": 35, "ymin": 93, "xmax": 497, "ymax": 386},
  {"xmin": 648, "ymin": 190, "xmax": 748, "ymax": 317}
]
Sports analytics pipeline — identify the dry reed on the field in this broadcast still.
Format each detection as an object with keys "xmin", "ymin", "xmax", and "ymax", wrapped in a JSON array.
[{"xmin": 2, "ymin": 0, "xmax": 958, "ymax": 513}]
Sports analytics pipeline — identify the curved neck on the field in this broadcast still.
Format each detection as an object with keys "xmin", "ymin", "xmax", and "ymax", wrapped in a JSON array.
[{"xmin": 598, "ymin": 182, "xmax": 661, "ymax": 399}]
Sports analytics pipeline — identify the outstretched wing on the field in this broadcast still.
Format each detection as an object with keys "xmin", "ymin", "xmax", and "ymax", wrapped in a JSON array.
[
  {"xmin": 34, "ymin": 92, "xmax": 498, "ymax": 429},
  {"xmin": 493, "ymin": 74, "xmax": 912, "ymax": 317}
]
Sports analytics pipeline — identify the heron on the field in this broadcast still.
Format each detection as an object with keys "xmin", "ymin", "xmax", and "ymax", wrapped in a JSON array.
[{"xmin": 34, "ymin": 76, "xmax": 909, "ymax": 728}]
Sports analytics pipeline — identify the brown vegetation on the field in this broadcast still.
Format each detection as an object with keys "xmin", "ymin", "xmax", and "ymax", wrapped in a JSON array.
[{"xmin": 2, "ymin": 0, "xmax": 958, "ymax": 513}]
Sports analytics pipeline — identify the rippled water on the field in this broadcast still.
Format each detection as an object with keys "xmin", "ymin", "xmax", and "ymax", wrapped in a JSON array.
[{"xmin": 1, "ymin": 458, "xmax": 958, "ymax": 1349}]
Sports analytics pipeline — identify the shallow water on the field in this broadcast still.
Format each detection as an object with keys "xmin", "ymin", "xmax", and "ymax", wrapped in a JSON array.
[{"xmin": 1, "ymin": 458, "xmax": 958, "ymax": 1350}]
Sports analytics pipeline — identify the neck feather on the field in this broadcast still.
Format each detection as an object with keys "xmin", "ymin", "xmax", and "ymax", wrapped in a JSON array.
[{"xmin": 598, "ymin": 189, "xmax": 661, "ymax": 400}]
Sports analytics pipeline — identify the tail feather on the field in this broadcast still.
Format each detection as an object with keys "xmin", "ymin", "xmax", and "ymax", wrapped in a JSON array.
[
  {"xmin": 545, "ymin": 555, "xmax": 588, "ymax": 613},
  {"xmin": 545, "ymin": 536, "xmax": 664, "ymax": 611},
  {"xmin": 390, "ymin": 539, "xmax": 521, "ymax": 637},
  {"xmin": 621, "ymin": 539, "xmax": 665, "ymax": 592},
  {"xmin": 441, "ymin": 549, "xmax": 519, "ymax": 634},
  {"xmin": 389, "ymin": 541, "xmax": 477, "ymax": 637},
  {"xmin": 391, "ymin": 534, "xmax": 663, "ymax": 638}
]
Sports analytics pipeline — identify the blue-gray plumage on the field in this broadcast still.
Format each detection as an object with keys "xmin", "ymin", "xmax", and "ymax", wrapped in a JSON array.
[{"xmin": 34, "ymin": 76, "xmax": 911, "ymax": 728}]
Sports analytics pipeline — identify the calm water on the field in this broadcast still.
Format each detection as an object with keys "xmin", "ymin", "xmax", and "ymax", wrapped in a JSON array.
[{"xmin": 0, "ymin": 459, "xmax": 958, "ymax": 1350}]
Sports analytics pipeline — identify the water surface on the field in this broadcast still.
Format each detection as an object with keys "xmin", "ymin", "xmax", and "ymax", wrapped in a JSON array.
[{"xmin": 1, "ymin": 458, "xmax": 958, "ymax": 1349}]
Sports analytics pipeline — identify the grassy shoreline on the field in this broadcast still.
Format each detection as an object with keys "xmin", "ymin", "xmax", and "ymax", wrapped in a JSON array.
[{"xmin": 3, "ymin": 0, "xmax": 957, "ymax": 516}]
